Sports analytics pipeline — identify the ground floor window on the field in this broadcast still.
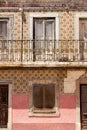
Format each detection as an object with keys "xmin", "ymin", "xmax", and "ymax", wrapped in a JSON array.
[
  {"xmin": 33, "ymin": 84, "xmax": 55, "ymax": 113},
  {"xmin": 29, "ymin": 79, "xmax": 59, "ymax": 116}
]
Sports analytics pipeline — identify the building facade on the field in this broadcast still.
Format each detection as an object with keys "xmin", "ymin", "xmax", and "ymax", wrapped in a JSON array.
[{"xmin": 0, "ymin": 0, "xmax": 87, "ymax": 130}]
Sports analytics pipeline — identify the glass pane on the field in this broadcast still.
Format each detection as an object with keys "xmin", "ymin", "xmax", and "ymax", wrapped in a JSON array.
[
  {"xmin": 45, "ymin": 20, "xmax": 54, "ymax": 40},
  {"xmin": 34, "ymin": 19, "xmax": 44, "ymax": 50},
  {"xmin": 45, "ymin": 20, "xmax": 54, "ymax": 50},
  {"xmin": 45, "ymin": 84, "xmax": 55, "ymax": 108},
  {"xmin": 35, "ymin": 20, "xmax": 43, "ymax": 40},
  {"xmin": 0, "ymin": 21, "xmax": 7, "ymax": 37},
  {"xmin": 33, "ymin": 85, "xmax": 43, "ymax": 108}
]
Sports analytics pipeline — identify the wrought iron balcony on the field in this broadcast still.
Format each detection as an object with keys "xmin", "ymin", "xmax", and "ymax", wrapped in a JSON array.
[{"xmin": 0, "ymin": 40, "xmax": 86, "ymax": 67}]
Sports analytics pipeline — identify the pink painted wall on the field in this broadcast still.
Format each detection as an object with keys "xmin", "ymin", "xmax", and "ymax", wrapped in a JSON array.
[{"xmin": 12, "ymin": 94, "xmax": 76, "ymax": 130}]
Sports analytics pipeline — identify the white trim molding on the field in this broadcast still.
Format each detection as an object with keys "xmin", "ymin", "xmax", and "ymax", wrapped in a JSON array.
[
  {"xmin": 0, "ymin": 80, "xmax": 13, "ymax": 130},
  {"xmin": 28, "ymin": 79, "xmax": 59, "ymax": 117},
  {"xmin": 74, "ymin": 12, "xmax": 87, "ymax": 40},
  {"xmin": 29, "ymin": 12, "xmax": 60, "ymax": 40}
]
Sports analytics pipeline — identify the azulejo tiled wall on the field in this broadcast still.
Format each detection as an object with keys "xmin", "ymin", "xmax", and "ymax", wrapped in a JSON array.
[
  {"xmin": 0, "ymin": 68, "xmax": 67, "ymax": 94},
  {"xmin": 60, "ymin": 11, "xmax": 74, "ymax": 40},
  {"xmin": 0, "ymin": 11, "xmax": 74, "ymax": 40}
]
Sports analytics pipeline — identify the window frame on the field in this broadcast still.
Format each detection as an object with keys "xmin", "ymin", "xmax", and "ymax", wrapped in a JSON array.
[
  {"xmin": 29, "ymin": 79, "xmax": 59, "ymax": 117},
  {"xmin": 29, "ymin": 12, "xmax": 59, "ymax": 40},
  {"xmin": 33, "ymin": 18, "xmax": 55, "ymax": 40},
  {"xmin": 29, "ymin": 12, "xmax": 59, "ymax": 62},
  {"xmin": 33, "ymin": 83, "xmax": 56, "ymax": 113},
  {"xmin": 0, "ymin": 19, "xmax": 8, "ymax": 38}
]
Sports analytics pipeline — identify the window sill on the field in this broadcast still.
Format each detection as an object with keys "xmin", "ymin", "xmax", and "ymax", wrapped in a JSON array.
[{"xmin": 29, "ymin": 107, "xmax": 59, "ymax": 117}]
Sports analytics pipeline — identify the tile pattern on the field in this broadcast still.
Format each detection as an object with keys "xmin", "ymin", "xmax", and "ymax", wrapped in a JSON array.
[
  {"xmin": 0, "ymin": 11, "xmax": 74, "ymax": 40},
  {"xmin": 60, "ymin": 11, "xmax": 74, "ymax": 40},
  {"xmin": 0, "ymin": 69, "xmax": 67, "ymax": 94}
]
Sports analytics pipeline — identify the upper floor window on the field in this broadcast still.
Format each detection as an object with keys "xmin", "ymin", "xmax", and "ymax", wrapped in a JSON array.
[
  {"xmin": 0, "ymin": 17, "xmax": 13, "ymax": 50},
  {"xmin": 0, "ymin": 17, "xmax": 14, "ymax": 41},
  {"xmin": 29, "ymin": 12, "xmax": 59, "ymax": 40},
  {"xmin": 33, "ymin": 18, "xmax": 55, "ymax": 61},
  {"xmin": 0, "ymin": 18, "xmax": 8, "ymax": 39},
  {"xmin": 29, "ymin": 12, "xmax": 59, "ymax": 61},
  {"xmin": 0, "ymin": 19, "xmax": 8, "ymax": 38},
  {"xmin": 33, "ymin": 18, "xmax": 55, "ymax": 40}
]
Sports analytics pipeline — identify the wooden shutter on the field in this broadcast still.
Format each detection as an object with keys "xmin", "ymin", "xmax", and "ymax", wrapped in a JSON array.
[
  {"xmin": 1, "ymin": 87, "xmax": 8, "ymax": 105},
  {"xmin": 45, "ymin": 84, "xmax": 55, "ymax": 108},
  {"xmin": 0, "ymin": 85, "xmax": 8, "ymax": 128},
  {"xmin": 33, "ymin": 84, "xmax": 55, "ymax": 109},
  {"xmin": 81, "ymin": 85, "xmax": 87, "ymax": 113},
  {"xmin": 33, "ymin": 85, "xmax": 43, "ymax": 108}
]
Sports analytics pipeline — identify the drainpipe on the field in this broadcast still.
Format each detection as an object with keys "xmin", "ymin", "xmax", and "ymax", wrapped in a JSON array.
[{"xmin": 19, "ymin": 7, "xmax": 24, "ymax": 62}]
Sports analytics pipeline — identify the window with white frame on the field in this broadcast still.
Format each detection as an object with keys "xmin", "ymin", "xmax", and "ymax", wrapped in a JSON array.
[
  {"xmin": 0, "ymin": 17, "xmax": 13, "ymax": 50},
  {"xmin": 33, "ymin": 18, "xmax": 55, "ymax": 40},
  {"xmin": 29, "ymin": 79, "xmax": 59, "ymax": 116},
  {"xmin": 0, "ymin": 19, "xmax": 8, "ymax": 38},
  {"xmin": 33, "ymin": 18, "xmax": 55, "ymax": 60},
  {"xmin": 29, "ymin": 12, "xmax": 59, "ymax": 40},
  {"xmin": 29, "ymin": 12, "xmax": 59, "ymax": 61}
]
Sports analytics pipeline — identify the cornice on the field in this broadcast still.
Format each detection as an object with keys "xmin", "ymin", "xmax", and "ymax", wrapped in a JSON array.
[{"xmin": 0, "ymin": 2, "xmax": 87, "ymax": 11}]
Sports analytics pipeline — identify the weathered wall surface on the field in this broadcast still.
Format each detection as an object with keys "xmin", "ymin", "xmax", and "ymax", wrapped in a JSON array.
[
  {"xmin": 0, "ymin": 69, "xmax": 66, "ymax": 94},
  {"xmin": 0, "ymin": 1, "xmax": 86, "ymax": 130},
  {"xmin": 12, "ymin": 94, "xmax": 76, "ymax": 130},
  {"xmin": 64, "ymin": 70, "xmax": 85, "ymax": 93},
  {"xmin": 60, "ymin": 11, "xmax": 74, "ymax": 40},
  {"xmin": 0, "ymin": 11, "xmax": 83, "ymax": 41},
  {"xmin": 0, "ymin": 68, "xmax": 85, "ymax": 129},
  {"xmin": 0, "ymin": 11, "xmax": 76, "ymax": 40},
  {"xmin": 0, "ymin": 0, "xmax": 86, "ymax": 3}
]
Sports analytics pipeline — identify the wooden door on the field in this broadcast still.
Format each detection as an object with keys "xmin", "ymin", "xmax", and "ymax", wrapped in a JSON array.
[
  {"xmin": 0, "ymin": 85, "xmax": 8, "ymax": 128},
  {"xmin": 80, "ymin": 84, "xmax": 87, "ymax": 129},
  {"xmin": 79, "ymin": 19, "xmax": 87, "ymax": 60}
]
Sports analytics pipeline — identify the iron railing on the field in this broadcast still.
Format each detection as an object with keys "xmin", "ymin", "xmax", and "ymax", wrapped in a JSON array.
[{"xmin": 0, "ymin": 40, "xmax": 86, "ymax": 64}]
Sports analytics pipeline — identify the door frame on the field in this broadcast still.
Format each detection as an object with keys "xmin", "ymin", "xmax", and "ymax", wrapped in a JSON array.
[
  {"xmin": 76, "ymin": 78, "xmax": 87, "ymax": 130},
  {"xmin": 0, "ymin": 80, "xmax": 13, "ymax": 130}
]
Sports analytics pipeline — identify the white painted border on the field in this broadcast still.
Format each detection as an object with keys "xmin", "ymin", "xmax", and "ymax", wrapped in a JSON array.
[
  {"xmin": 0, "ymin": 14, "xmax": 14, "ymax": 40},
  {"xmin": 29, "ymin": 12, "xmax": 59, "ymax": 40},
  {"xmin": 29, "ymin": 79, "xmax": 59, "ymax": 117},
  {"xmin": 0, "ymin": 80, "xmax": 13, "ymax": 130},
  {"xmin": 74, "ymin": 12, "xmax": 87, "ymax": 40}
]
